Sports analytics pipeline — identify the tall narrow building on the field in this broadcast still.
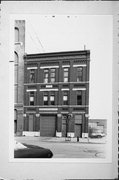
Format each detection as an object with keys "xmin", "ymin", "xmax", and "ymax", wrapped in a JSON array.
[{"xmin": 14, "ymin": 20, "xmax": 25, "ymax": 135}]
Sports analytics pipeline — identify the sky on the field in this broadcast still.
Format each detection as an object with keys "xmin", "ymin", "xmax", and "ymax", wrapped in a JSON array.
[{"xmin": 25, "ymin": 15, "xmax": 113, "ymax": 120}]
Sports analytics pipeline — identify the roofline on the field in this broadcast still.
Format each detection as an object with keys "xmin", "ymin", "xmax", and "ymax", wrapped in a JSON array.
[
  {"xmin": 24, "ymin": 50, "xmax": 90, "ymax": 59},
  {"xmin": 89, "ymin": 119, "xmax": 107, "ymax": 121}
]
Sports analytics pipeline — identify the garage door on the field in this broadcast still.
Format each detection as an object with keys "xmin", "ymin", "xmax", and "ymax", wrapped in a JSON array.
[{"xmin": 40, "ymin": 115, "xmax": 56, "ymax": 137}]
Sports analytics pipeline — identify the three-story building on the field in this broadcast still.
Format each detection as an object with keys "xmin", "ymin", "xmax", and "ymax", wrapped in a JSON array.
[{"xmin": 23, "ymin": 50, "xmax": 90, "ymax": 138}]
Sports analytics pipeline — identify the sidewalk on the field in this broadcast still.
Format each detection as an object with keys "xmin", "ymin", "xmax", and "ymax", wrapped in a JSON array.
[
  {"xmin": 15, "ymin": 136, "xmax": 106, "ymax": 144},
  {"xmin": 40, "ymin": 136, "xmax": 106, "ymax": 144}
]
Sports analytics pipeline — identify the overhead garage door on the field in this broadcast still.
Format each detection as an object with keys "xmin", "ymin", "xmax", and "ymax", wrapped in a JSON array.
[{"xmin": 40, "ymin": 115, "xmax": 56, "ymax": 137}]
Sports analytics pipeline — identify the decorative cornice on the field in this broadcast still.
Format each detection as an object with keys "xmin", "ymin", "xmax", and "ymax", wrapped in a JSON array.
[{"xmin": 24, "ymin": 50, "xmax": 90, "ymax": 60}]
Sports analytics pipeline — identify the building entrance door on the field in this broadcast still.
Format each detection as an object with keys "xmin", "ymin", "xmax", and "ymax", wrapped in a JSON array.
[
  {"xmin": 74, "ymin": 114, "xmax": 83, "ymax": 138},
  {"xmin": 29, "ymin": 114, "xmax": 34, "ymax": 131},
  {"xmin": 75, "ymin": 124, "xmax": 82, "ymax": 137}
]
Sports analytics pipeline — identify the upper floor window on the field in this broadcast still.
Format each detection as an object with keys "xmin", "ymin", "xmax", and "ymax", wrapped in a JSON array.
[
  {"xmin": 63, "ymin": 68, "xmax": 69, "ymax": 82},
  {"xmin": 77, "ymin": 91, "xmax": 82, "ymax": 105},
  {"xmin": 63, "ymin": 91, "xmax": 68, "ymax": 105},
  {"xmin": 44, "ymin": 69, "xmax": 49, "ymax": 83},
  {"xmin": 29, "ymin": 91, "xmax": 34, "ymax": 106},
  {"xmin": 50, "ymin": 69, "xmax": 56, "ymax": 83},
  {"xmin": 14, "ymin": 52, "xmax": 18, "ymax": 84},
  {"xmin": 50, "ymin": 93, "xmax": 55, "ymax": 105},
  {"xmin": 43, "ymin": 93, "xmax": 48, "ymax": 105},
  {"xmin": 43, "ymin": 68, "xmax": 56, "ymax": 83},
  {"xmin": 15, "ymin": 27, "xmax": 19, "ymax": 42},
  {"xmin": 29, "ymin": 69, "xmax": 35, "ymax": 83},
  {"xmin": 77, "ymin": 67, "xmax": 83, "ymax": 82},
  {"xmin": 14, "ymin": 51, "xmax": 19, "ymax": 64}
]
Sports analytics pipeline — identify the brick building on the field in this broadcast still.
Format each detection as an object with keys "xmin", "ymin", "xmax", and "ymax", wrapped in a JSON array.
[
  {"xmin": 14, "ymin": 20, "xmax": 25, "ymax": 135},
  {"xmin": 23, "ymin": 50, "xmax": 90, "ymax": 138}
]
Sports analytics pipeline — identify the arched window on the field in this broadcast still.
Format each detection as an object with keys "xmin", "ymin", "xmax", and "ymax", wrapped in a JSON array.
[
  {"xmin": 15, "ymin": 27, "xmax": 19, "ymax": 42},
  {"xmin": 14, "ymin": 52, "xmax": 18, "ymax": 85},
  {"xmin": 14, "ymin": 109, "xmax": 17, "ymax": 120},
  {"xmin": 14, "ymin": 109, "xmax": 17, "ymax": 133},
  {"xmin": 14, "ymin": 51, "xmax": 19, "ymax": 64}
]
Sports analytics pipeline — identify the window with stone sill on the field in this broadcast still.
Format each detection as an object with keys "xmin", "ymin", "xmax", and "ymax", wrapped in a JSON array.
[
  {"xmin": 63, "ymin": 68, "xmax": 69, "ymax": 82},
  {"xmin": 43, "ymin": 93, "xmax": 48, "ymax": 105},
  {"xmin": 29, "ymin": 91, "xmax": 35, "ymax": 106},
  {"xmin": 63, "ymin": 91, "xmax": 68, "ymax": 105},
  {"xmin": 43, "ymin": 69, "xmax": 49, "ymax": 83},
  {"xmin": 77, "ymin": 91, "xmax": 82, "ymax": 105},
  {"xmin": 50, "ymin": 93, "xmax": 55, "ymax": 105},
  {"xmin": 77, "ymin": 67, "xmax": 83, "ymax": 82},
  {"xmin": 29, "ymin": 69, "xmax": 35, "ymax": 83}
]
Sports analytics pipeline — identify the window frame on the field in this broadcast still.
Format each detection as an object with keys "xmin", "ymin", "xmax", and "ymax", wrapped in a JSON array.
[
  {"xmin": 77, "ymin": 67, "xmax": 83, "ymax": 82},
  {"xmin": 50, "ymin": 92, "xmax": 55, "ymax": 105},
  {"xmin": 14, "ymin": 51, "xmax": 19, "ymax": 64},
  {"xmin": 43, "ymin": 92, "xmax": 49, "ymax": 105},
  {"xmin": 50, "ymin": 68, "xmax": 56, "ymax": 83},
  {"xmin": 63, "ymin": 91, "xmax": 69, "ymax": 105},
  {"xmin": 15, "ymin": 27, "xmax": 19, "ymax": 42},
  {"xmin": 43, "ymin": 69, "xmax": 49, "ymax": 83},
  {"xmin": 29, "ymin": 69, "xmax": 35, "ymax": 83},
  {"xmin": 63, "ymin": 68, "xmax": 69, "ymax": 82},
  {"xmin": 77, "ymin": 90, "xmax": 82, "ymax": 105},
  {"xmin": 29, "ymin": 91, "xmax": 35, "ymax": 106}
]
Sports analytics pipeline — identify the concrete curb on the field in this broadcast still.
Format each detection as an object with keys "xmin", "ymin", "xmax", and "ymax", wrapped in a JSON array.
[
  {"xmin": 41, "ymin": 137, "xmax": 106, "ymax": 144},
  {"xmin": 15, "ymin": 136, "xmax": 106, "ymax": 144}
]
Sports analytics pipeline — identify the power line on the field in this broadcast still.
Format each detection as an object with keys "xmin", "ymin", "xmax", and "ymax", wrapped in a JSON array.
[
  {"xmin": 27, "ymin": 30, "xmax": 42, "ymax": 53},
  {"xmin": 28, "ymin": 22, "xmax": 46, "ymax": 53},
  {"xmin": 34, "ymin": 30, "xmax": 45, "ymax": 53}
]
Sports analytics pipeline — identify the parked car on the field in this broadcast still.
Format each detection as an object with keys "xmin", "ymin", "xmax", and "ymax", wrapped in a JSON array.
[
  {"xmin": 90, "ymin": 132, "xmax": 105, "ymax": 138},
  {"xmin": 14, "ymin": 141, "xmax": 53, "ymax": 158}
]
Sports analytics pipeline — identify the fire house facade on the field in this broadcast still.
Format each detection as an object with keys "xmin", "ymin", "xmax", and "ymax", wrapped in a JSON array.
[{"xmin": 23, "ymin": 50, "xmax": 90, "ymax": 138}]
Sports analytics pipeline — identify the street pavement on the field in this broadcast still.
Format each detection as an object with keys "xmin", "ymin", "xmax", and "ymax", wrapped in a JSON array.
[{"xmin": 15, "ymin": 136, "xmax": 106, "ymax": 158}]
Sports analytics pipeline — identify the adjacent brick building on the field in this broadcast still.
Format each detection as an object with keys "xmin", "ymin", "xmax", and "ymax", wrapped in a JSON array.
[
  {"xmin": 23, "ymin": 50, "xmax": 90, "ymax": 138},
  {"xmin": 14, "ymin": 20, "xmax": 25, "ymax": 135}
]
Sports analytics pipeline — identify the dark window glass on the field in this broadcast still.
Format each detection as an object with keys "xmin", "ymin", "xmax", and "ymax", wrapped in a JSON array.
[
  {"xmin": 63, "ymin": 68, "xmax": 69, "ymax": 82},
  {"xmin": 77, "ymin": 91, "xmax": 82, "ymax": 105},
  {"xmin": 43, "ymin": 93, "xmax": 48, "ymax": 105},
  {"xmin": 77, "ymin": 67, "xmax": 83, "ymax": 82},
  {"xmin": 63, "ymin": 91, "xmax": 68, "ymax": 105},
  {"xmin": 29, "ymin": 91, "xmax": 34, "ymax": 106},
  {"xmin": 29, "ymin": 69, "xmax": 35, "ymax": 83}
]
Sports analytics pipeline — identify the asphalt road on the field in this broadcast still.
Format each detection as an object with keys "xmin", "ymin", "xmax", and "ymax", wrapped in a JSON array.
[{"xmin": 15, "ymin": 136, "xmax": 106, "ymax": 158}]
